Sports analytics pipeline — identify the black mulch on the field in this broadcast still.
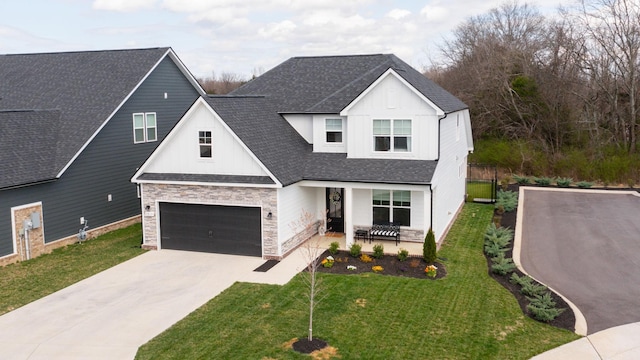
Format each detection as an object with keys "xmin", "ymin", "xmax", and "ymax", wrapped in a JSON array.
[
  {"xmin": 253, "ymin": 259, "xmax": 280, "ymax": 272},
  {"xmin": 315, "ymin": 249, "xmax": 446, "ymax": 279},
  {"xmin": 292, "ymin": 337, "xmax": 328, "ymax": 354},
  {"xmin": 488, "ymin": 183, "xmax": 575, "ymax": 331}
]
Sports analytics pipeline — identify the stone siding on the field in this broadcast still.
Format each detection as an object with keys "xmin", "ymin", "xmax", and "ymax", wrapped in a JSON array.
[
  {"xmin": 141, "ymin": 183, "xmax": 278, "ymax": 257},
  {"xmin": 353, "ymin": 225, "xmax": 424, "ymax": 243},
  {"xmin": 276, "ymin": 220, "xmax": 321, "ymax": 260}
]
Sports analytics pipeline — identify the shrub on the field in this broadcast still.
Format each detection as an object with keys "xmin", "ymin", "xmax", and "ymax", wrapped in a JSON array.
[
  {"xmin": 521, "ymin": 282, "xmax": 549, "ymax": 297},
  {"xmin": 500, "ymin": 177, "xmax": 511, "ymax": 190},
  {"xmin": 495, "ymin": 190, "xmax": 518, "ymax": 212},
  {"xmin": 526, "ymin": 293, "xmax": 565, "ymax": 322},
  {"xmin": 533, "ymin": 177, "xmax": 553, "ymax": 186},
  {"xmin": 491, "ymin": 253, "xmax": 516, "ymax": 275},
  {"xmin": 484, "ymin": 242, "xmax": 508, "ymax": 257},
  {"xmin": 513, "ymin": 174, "xmax": 531, "ymax": 185},
  {"xmin": 349, "ymin": 243, "xmax": 362, "ymax": 258},
  {"xmin": 424, "ymin": 264, "xmax": 438, "ymax": 278},
  {"xmin": 359, "ymin": 254, "xmax": 373, "ymax": 263},
  {"xmin": 328, "ymin": 241, "xmax": 340, "ymax": 255},
  {"xmin": 423, "ymin": 228, "xmax": 437, "ymax": 263},
  {"xmin": 576, "ymin": 181, "xmax": 593, "ymax": 188},
  {"xmin": 397, "ymin": 248, "xmax": 409, "ymax": 262},
  {"xmin": 372, "ymin": 244, "xmax": 384, "ymax": 259},
  {"xmin": 509, "ymin": 273, "xmax": 532, "ymax": 287},
  {"xmin": 409, "ymin": 258, "xmax": 421, "ymax": 268},
  {"xmin": 484, "ymin": 223, "xmax": 513, "ymax": 248},
  {"xmin": 371, "ymin": 265, "xmax": 383, "ymax": 273},
  {"xmin": 556, "ymin": 177, "xmax": 572, "ymax": 187}
]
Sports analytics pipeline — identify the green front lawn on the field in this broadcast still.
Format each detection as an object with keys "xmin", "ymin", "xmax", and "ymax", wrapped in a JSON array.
[
  {"xmin": 136, "ymin": 204, "xmax": 579, "ymax": 359},
  {"xmin": 0, "ymin": 223, "xmax": 146, "ymax": 315}
]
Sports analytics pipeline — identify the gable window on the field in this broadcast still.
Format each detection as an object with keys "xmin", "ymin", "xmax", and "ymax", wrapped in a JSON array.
[
  {"xmin": 133, "ymin": 113, "xmax": 157, "ymax": 143},
  {"xmin": 372, "ymin": 190, "xmax": 411, "ymax": 226},
  {"xmin": 199, "ymin": 131, "xmax": 212, "ymax": 158},
  {"xmin": 325, "ymin": 119, "xmax": 343, "ymax": 143},
  {"xmin": 373, "ymin": 119, "xmax": 411, "ymax": 152}
]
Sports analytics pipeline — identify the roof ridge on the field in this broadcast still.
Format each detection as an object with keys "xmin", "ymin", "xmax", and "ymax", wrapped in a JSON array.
[
  {"xmin": 306, "ymin": 57, "xmax": 395, "ymax": 111},
  {"xmin": 0, "ymin": 47, "xmax": 169, "ymax": 57},
  {"xmin": 290, "ymin": 53, "xmax": 387, "ymax": 60}
]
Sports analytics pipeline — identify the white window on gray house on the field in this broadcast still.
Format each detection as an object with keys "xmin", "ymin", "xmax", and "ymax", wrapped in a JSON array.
[
  {"xmin": 373, "ymin": 119, "xmax": 411, "ymax": 152},
  {"xmin": 372, "ymin": 190, "xmax": 411, "ymax": 226},
  {"xmin": 199, "ymin": 131, "xmax": 212, "ymax": 158},
  {"xmin": 325, "ymin": 118, "xmax": 343, "ymax": 143},
  {"xmin": 133, "ymin": 112, "xmax": 157, "ymax": 143}
]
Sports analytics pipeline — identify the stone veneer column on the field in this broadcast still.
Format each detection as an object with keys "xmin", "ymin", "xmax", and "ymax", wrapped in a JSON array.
[{"xmin": 141, "ymin": 183, "xmax": 278, "ymax": 257}]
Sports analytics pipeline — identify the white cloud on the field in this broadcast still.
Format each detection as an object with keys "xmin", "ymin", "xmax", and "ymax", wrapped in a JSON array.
[
  {"xmin": 420, "ymin": 4, "xmax": 449, "ymax": 23},
  {"xmin": 258, "ymin": 20, "xmax": 297, "ymax": 42},
  {"xmin": 92, "ymin": 0, "xmax": 158, "ymax": 12},
  {"xmin": 387, "ymin": 9, "xmax": 411, "ymax": 20}
]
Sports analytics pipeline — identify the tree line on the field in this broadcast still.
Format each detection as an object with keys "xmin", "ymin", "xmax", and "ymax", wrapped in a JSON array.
[{"xmin": 429, "ymin": 0, "xmax": 640, "ymax": 182}]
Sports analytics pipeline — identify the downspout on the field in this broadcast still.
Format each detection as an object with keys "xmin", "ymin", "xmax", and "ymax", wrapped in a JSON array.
[
  {"xmin": 428, "ymin": 184, "xmax": 433, "ymax": 232},
  {"xmin": 436, "ymin": 113, "xmax": 448, "ymax": 161}
]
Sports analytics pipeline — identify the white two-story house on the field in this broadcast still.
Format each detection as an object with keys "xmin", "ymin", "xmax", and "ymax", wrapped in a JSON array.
[{"xmin": 131, "ymin": 54, "xmax": 473, "ymax": 259}]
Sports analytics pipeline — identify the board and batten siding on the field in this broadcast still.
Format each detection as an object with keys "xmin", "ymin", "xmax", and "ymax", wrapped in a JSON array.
[
  {"xmin": 144, "ymin": 100, "xmax": 268, "ymax": 177},
  {"xmin": 344, "ymin": 74, "xmax": 439, "ymax": 160},
  {"xmin": 430, "ymin": 109, "xmax": 471, "ymax": 241},
  {"xmin": 312, "ymin": 115, "xmax": 347, "ymax": 153},
  {"xmin": 277, "ymin": 184, "xmax": 320, "ymax": 245},
  {"xmin": 0, "ymin": 57, "xmax": 200, "ymax": 258}
]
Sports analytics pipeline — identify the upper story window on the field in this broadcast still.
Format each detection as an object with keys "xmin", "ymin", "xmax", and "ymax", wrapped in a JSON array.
[
  {"xmin": 372, "ymin": 189, "xmax": 411, "ymax": 226},
  {"xmin": 325, "ymin": 118, "xmax": 343, "ymax": 143},
  {"xmin": 133, "ymin": 113, "xmax": 157, "ymax": 143},
  {"xmin": 199, "ymin": 131, "xmax": 212, "ymax": 158},
  {"xmin": 373, "ymin": 119, "xmax": 411, "ymax": 152}
]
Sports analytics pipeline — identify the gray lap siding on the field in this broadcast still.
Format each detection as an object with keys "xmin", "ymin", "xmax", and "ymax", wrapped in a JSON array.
[{"xmin": 0, "ymin": 58, "xmax": 200, "ymax": 259}]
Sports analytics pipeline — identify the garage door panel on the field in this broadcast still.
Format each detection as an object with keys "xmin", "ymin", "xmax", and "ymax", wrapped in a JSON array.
[{"xmin": 159, "ymin": 203, "xmax": 262, "ymax": 256}]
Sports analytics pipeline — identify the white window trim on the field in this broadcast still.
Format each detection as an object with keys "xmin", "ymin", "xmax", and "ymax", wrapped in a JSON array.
[
  {"xmin": 198, "ymin": 130, "xmax": 213, "ymax": 159},
  {"xmin": 372, "ymin": 189, "xmax": 411, "ymax": 226},
  {"xmin": 133, "ymin": 112, "xmax": 157, "ymax": 144},
  {"xmin": 373, "ymin": 119, "xmax": 412, "ymax": 153},
  {"xmin": 325, "ymin": 118, "xmax": 343, "ymax": 144}
]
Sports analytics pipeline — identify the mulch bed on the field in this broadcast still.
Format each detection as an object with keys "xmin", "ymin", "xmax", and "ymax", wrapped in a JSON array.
[
  {"xmin": 315, "ymin": 249, "xmax": 446, "ymax": 279},
  {"xmin": 488, "ymin": 183, "xmax": 575, "ymax": 331},
  {"xmin": 292, "ymin": 337, "xmax": 328, "ymax": 354}
]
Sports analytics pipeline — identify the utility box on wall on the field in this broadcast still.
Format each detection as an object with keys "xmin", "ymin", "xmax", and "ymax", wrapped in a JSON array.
[{"xmin": 30, "ymin": 212, "xmax": 41, "ymax": 229}]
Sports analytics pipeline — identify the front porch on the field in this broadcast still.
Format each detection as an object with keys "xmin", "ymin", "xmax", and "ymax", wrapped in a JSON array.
[{"xmin": 313, "ymin": 233, "xmax": 425, "ymax": 256}]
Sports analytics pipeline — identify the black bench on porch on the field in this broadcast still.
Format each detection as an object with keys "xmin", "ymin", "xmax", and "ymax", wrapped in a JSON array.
[{"xmin": 369, "ymin": 223, "xmax": 400, "ymax": 245}]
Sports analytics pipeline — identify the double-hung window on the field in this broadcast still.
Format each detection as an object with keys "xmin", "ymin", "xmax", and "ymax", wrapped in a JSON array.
[
  {"xmin": 133, "ymin": 113, "xmax": 157, "ymax": 143},
  {"xmin": 373, "ymin": 119, "xmax": 411, "ymax": 152},
  {"xmin": 372, "ymin": 190, "xmax": 411, "ymax": 226},
  {"xmin": 325, "ymin": 119, "xmax": 343, "ymax": 143},
  {"xmin": 199, "ymin": 131, "xmax": 212, "ymax": 158}
]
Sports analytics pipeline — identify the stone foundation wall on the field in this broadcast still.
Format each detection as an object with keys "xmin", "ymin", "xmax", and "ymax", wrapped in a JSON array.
[
  {"xmin": 141, "ymin": 183, "xmax": 278, "ymax": 257},
  {"xmin": 275, "ymin": 220, "xmax": 321, "ymax": 260},
  {"xmin": 353, "ymin": 225, "xmax": 425, "ymax": 243}
]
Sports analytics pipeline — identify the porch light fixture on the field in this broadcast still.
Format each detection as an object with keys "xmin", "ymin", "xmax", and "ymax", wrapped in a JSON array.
[{"xmin": 267, "ymin": 211, "xmax": 272, "ymax": 219}]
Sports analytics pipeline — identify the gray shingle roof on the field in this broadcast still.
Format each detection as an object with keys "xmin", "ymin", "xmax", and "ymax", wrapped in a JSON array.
[
  {"xmin": 137, "ymin": 173, "xmax": 275, "ymax": 185},
  {"xmin": 205, "ymin": 96, "xmax": 437, "ymax": 186},
  {"xmin": 232, "ymin": 54, "xmax": 467, "ymax": 114},
  {"xmin": 0, "ymin": 47, "xmax": 171, "ymax": 188},
  {"xmin": 0, "ymin": 110, "xmax": 62, "ymax": 188}
]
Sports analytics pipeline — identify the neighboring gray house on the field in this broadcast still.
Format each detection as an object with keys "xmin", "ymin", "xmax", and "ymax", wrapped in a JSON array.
[
  {"xmin": 0, "ymin": 47, "xmax": 204, "ymax": 266},
  {"xmin": 132, "ymin": 54, "xmax": 473, "ymax": 259}
]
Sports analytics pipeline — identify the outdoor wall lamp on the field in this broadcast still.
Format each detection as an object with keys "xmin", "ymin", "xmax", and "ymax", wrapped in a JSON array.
[{"xmin": 267, "ymin": 211, "xmax": 272, "ymax": 219}]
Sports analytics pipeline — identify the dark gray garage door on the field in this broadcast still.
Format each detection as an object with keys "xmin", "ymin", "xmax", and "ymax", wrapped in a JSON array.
[{"xmin": 159, "ymin": 202, "xmax": 262, "ymax": 256}]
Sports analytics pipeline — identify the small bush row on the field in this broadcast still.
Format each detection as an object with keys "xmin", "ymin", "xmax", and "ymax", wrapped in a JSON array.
[
  {"xmin": 512, "ymin": 175, "xmax": 593, "ymax": 188},
  {"xmin": 484, "ymin": 223, "xmax": 516, "ymax": 275},
  {"xmin": 495, "ymin": 190, "xmax": 518, "ymax": 212},
  {"xmin": 334, "ymin": 242, "xmax": 414, "ymax": 262}
]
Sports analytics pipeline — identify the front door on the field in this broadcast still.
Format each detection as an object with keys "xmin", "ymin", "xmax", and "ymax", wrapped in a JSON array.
[{"xmin": 326, "ymin": 188, "xmax": 344, "ymax": 233}]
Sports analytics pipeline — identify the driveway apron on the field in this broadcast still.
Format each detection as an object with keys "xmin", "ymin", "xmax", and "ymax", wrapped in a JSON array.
[
  {"xmin": 520, "ymin": 189, "xmax": 640, "ymax": 335},
  {"xmin": 0, "ymin": 250, "xmax": 281, "ymax": 359}
]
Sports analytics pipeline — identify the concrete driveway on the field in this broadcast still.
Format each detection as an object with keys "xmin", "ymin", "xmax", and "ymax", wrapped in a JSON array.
[
  {"xmin": 0, "ymin": 249, "xmax": 307, "ymax": 359},
  {"xmin": 516, "ymin": 188, "xmax": 640, "ymax": 335}
]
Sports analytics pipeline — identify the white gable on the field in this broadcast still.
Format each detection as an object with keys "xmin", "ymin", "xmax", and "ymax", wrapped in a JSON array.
[
  {"xmin": 341, "ymin": 71, "xmax": 441, "ymax": 160},
  {"xmin": 139, "ymin": 99, "xmax": 270, "ymax": 178}
]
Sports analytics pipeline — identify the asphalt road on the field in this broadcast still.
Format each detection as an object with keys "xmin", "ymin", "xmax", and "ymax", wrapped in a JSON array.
[{"xmin": 520, "ymin": 189, "xmax": 640, "ymax": 335}]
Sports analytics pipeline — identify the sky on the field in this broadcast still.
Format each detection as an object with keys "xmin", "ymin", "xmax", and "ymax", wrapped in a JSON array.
[{"xmin": 0, "ymin": 0, "xmax": 568, "ymax": 79}]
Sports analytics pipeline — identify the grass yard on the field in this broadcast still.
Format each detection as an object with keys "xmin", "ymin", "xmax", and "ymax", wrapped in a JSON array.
[
  {"xmin": 0, "ymin": 223, "xmax": 146, "ymax": 315},
  {"xmin": 467, "ymin": 181, "xmax": 496, "ymax": 202},
  {"xmin": 136, "ymin": 204, "xmax": 579, "ymax": 360}
]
